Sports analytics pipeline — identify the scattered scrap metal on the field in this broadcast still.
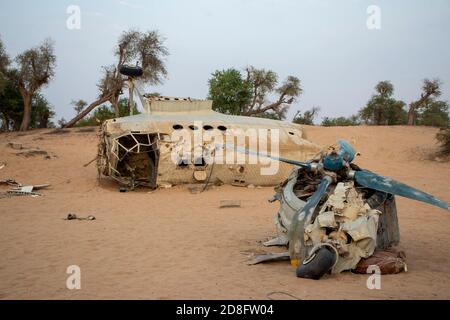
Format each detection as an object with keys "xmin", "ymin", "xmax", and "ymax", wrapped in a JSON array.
[
  {"xmin": 64, "ymin": 213, "xmax": 96, "ymax": 221},
  {"xmin": 7, "ymin": 142, "xmax": 56, "ymax": 159},
  {"xmin": 0, "ymin": 179, "xmax": 50, "ymax": 199},
  {"xmin": 219, "ymin": 199, "xmax": 242, "ymax": 208}
]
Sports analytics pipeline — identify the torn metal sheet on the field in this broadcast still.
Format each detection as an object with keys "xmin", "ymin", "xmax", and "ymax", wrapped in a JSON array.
[
  {"xmin": 263, "ymin": 235, "xmax": 288, "ymax": 247},
  {"xmin": 219, "ymin": 199, "xmax": 241, "ymax": 208},
  {"xmin": 248, "ymin": 252, "xmax": 290, "ymax": 265}
]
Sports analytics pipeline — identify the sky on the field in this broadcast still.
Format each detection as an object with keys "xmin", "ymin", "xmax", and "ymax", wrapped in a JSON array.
[{"xmin": 0, "ymin": 0, "xmax": 449, "ymax": 123}]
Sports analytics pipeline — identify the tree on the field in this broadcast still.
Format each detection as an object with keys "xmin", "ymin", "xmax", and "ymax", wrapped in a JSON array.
[
  {"xmin": 207, "ymin": 66, "xmax": 302, "ymax": 120},
  {"xmin": 208, "ymin": 68, "xmax": 252, "ymax": 115},
  {"xmin": 0, "ymin": 79, "xmax": 23, "ymax": 131},
  {"xmin": 57, "ymin": 117, "xmax": 67, "ymax": 128},
  {"xmin": 64, "ymin": 29, "xmax": 168, "ymax": 128},
  {"xmin": 293, "ymin": 106, "xmax": 320, "ymax": 125},
  {"xmin": 71, "ymin": 99, "xmax": 87, "ymax": 115},
  {"xmin": 242, "ymin": 66, "xmax": 301, "ymax": 119},
  {"xmin": 408, "ymin": 78, "xmax": 442, "ymax": 125},
  {"xmin": 417, "ymin": 100, "xmax": 449, "ymax": 127},
  {"xmin": 0, "ymin": 36, "xmax": 10, "ymax": 95},
  {"xmin": 8, "ymin": 39, "xmax": 56, "ymax": 131},
  {"xmin": 359, "ymin": 81, "xmax": 407, "ymax": 125},
  {"xmin": 30, "ymin": 93, "xmax": 55, "ymax": 129},
  {"xmin": 0, "ymin": 83, "xmax": 55, "ymax": 131},
  {"xmin": 76, "ymin": 98, "xmax": 140, "ymax": 127},
  {"xmin": 321, "ymin": 115, "xmax": 360, "ymax": 127}
]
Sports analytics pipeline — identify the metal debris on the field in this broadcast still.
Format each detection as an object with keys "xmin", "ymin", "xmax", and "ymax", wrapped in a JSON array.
[
  {"xmin": 7, "ymin": 142, "xmax": 23, "ymax": 150},
  {"xmin": 248, "ymin": 252, "xmax": 290, "ymax": 265},
  {"xmin": 159, "ymin": 182, "xmax": 172, "ymax": 189},
  {"xmin": 6, "ymin": 190, "xmax": 42, "ymax": 197},
  {"xmin": 219, "ymin": 199, "xmax": 242, "ymax": 208},
  {"xmin": 65, "ymin": 213, "xmax": 96, "ymax": 221},
  {"xmin": 7, "ymin": 141, "xmax": 56, "ymax": 159},
  {"xmin": 15, "ymin": 149, "xmax": 49, "ymax": 157},
  {"xmin": 0, "ymin": 179, "xmax": 21, "ymax": 187},
  {"xmin": 0, "ymin": 181, "xmax": 50, "ymax": 198},
  {"xmin": 193, "ymin": 170, "xmax": 207, "ymax": 182}
]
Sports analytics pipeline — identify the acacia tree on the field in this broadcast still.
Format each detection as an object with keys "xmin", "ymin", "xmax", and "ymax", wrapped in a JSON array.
[
  {"xmin": 30, "ymin": 93, "xmax": 55, "ymax": 129},
  {"xmin": 71, "ymin": 99, "xmax": 88, "ymax": 115},
  {"xmin": 207, "ymin": 68, "xmax": 252, "ymax": 115},
  {"xmin": 407, "ymin": 78, "xmax": 442, "ymax": 125},
  {"xmin": 417, "ymin": 100, "xmax": 449, "ymax": 127},
  {"xmin": 8, "ymin": 39, "xmax": 56, "ymax": 131},
  {"xmin": 242, "ymin": 66, "xmax": 301, "ymax": 119},
  {"xmin": 321, "ymin": 115, "xmax": 360, "ymax": 127},
  {"xmin": 0, "ymin": 36, "xmax": 10, "ymax": 94},
  {"xmin": 359, "ymin": 81, "xmax": 407, "ymax": 125},
  {"xmin": 64, "ymin": 30, "xmax": 168, "ymax": 128},
  {"xmin": 293, "ymin": 106, "xmax": 320, "ymax": 125},
  {"xmin": 208, "ymin": 66, "xmax": 302, "ymax": 120}
]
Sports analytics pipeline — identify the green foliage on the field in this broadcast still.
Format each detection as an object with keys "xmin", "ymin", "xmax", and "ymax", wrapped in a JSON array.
[
  {"xmin": 208, "ymin": 69, "xmax": 252, "ymax": 115},
  {"xmin": 57, "ymin": 117, "xmax": 67, "ymax": 128},
  {"xmin": 0, "ymin": 81, "xmax": 55, "ymax": 130},
  {"xmin": 0, "ymin": 36, "xmax": 10, "ymax": 95},
  {"xmin": 10, "ymin": 39, "xmax": 56, "ymax": 93},
  {"xmin": 207, "ymin": 66, "xmax": 302, "ymax": 120},
  {"xmin": 0, "ymin": 80, "xmax": 23, "ymax": 130},
  {"xmin": 415, "ymin": 99, "xmax": 449, "ymax": 127},
  {"xmin": 359, "ymin": 81, "xmax": 407, "ymax": 125},
  {"xmin": 436, "ymin": 128, "xmax": 450, "ymax": 156},
  {"xmin": 253, "ymin": 112, "xmax": 282, "ymax": 120},
  {"xmin": 71, "ymin": 99, "xmax": 88, "ymax": 115},
  {"xmin": 408, "ymin": 78, "xmax": 443, "ymax": 125},
  {"xmin": 293, "ymin": 107, "xmax": 320, "ymax": 125},
  {"xmin": 75, "ymin": 98, "xmax": 140, "ymax": 127},
  {"xmin": 116, "ymin": 30, "xmax": 168, "ymax": 84},
  {"xmin": 30, "ymin": 93, "xmax": 55, "ymax": 128},
  {"xmin": 321, "ymin": 115, "xmax": 360, "ymax": 127}
]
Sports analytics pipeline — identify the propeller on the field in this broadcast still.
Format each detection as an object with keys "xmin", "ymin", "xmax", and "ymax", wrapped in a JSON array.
[
  {"xmin": 225, "ymin": 140, "xmax": 449, "ymax": 211},
  {"xmin": 223, "ymin": 144, "xmax": 311, "ymax": 169},
  {"xmin": 288, "ymin": 176, "xmax": 333, "ymax": 263},
  {"xmin": 288, "ymin": 176, "xmax": 333, "ymax": 240},
  {"xmin": 353, "ymin": 170, "xmax": 449, "ymax": 210}
]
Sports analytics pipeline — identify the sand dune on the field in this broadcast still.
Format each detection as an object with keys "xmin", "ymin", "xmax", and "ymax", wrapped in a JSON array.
[{"xmin": 0, "ymin": 125, "xmax": 449, "ymax": 299}]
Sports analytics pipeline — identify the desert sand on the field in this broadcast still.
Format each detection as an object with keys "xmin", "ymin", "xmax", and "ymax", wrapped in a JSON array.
[{"xmin": 0, "ymin": 125, "xmax": 449, "ymax": 300}]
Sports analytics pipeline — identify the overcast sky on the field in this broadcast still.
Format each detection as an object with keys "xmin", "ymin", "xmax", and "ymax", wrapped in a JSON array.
[{"xmin": 1, "ymin": 0, "xmax": 449, "ymax": 123}]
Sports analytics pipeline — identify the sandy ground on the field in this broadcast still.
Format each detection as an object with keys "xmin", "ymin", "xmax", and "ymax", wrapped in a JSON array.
[{"xmin": 0, "ymin": 125, "xmax": 449, "ymax": 300}]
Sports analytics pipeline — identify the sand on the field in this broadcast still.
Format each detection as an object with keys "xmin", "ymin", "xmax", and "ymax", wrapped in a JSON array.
[{"xmin": 0, "ymin": 125, "xmax": 449, "ymax": 300}]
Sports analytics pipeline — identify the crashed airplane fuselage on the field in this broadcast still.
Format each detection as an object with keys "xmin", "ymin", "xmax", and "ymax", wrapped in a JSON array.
[{"xmin": 98, "ymin": 96, "xmax": 321, "ymax": 188}]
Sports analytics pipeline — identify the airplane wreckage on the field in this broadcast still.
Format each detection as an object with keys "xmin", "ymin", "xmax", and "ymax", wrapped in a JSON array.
[
  {"xmin": 96, "ymin": 65, "xmax": 449, "ymax": 279},
  {"xmin": 97, "ymin": 65, "xmax": 320, "ymax": 189}
]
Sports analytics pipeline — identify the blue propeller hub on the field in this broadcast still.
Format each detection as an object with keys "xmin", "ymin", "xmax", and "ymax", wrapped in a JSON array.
[{"xmin": 323, "ymin": 140, "xmax": 356, "ymax": 171}]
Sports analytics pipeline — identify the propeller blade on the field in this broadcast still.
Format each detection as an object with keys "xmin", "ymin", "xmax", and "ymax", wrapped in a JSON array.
[
  {"xmin": 288, "ymin": 176, "xmax": 332, "ymax": 266},
  {"xmin": 354, "ymin": 170, "xmax": 449, "ymax": 211},
  {"xmin": 288, "ymin": 176, "xmax": 332, "ymax": 240},
  {"xmin": 221, "ymin": 144, "xmax": 311, "ymax": 168}
]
